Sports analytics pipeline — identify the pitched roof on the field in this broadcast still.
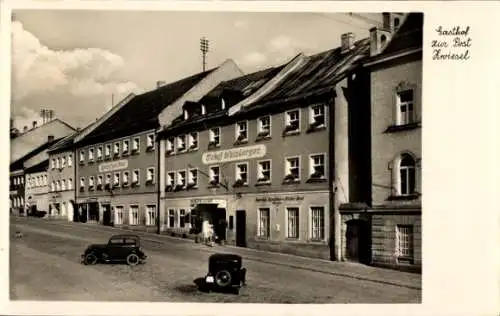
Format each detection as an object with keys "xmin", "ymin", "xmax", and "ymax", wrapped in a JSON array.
[
  {"xmin": 239, "ymin": 38, "xmax": 371, "ymax": 111},
  {"xmin": 48, "ymin": 122, "xmax": 94, "ymax": 153},
  {"xmin": 10, "ymin": 138, "xmax": 63, "ymax": 171},
  {"xmin": 81, "ymin": 68, "xmax": 216, "ymax": 144},
  {"xmin": 382, "ymin": 12, "xmax": 423, "ymax": 55},
  {"xmin": 163, "ymin": 66, "xmax": 285, "ymax": 133},
  {"xmin": 24, "ymin": 159, "xmax": 49, "ymax": 174}
]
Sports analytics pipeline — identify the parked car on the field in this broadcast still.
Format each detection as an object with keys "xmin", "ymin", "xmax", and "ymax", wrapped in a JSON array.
[
  {"xmin": 203, "ymin": 253, "xmax": 246, "ymax": 294},
  {"xmin": 81, "ymin": 234, "xmax": 147, "ymax": 266}
]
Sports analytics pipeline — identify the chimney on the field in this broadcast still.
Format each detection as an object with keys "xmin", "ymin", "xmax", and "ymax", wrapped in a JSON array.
[
  {"xmin": 32, "ymin": 121, "xmax": 37, "ymax": 129},
  {"xmin": 382, "ymin": 12, "xmax": 391, "ymax": 30},
  {"xmin": 156, "ymin": 81, "xmax": 166, "ymax": 89},
  {"xmin": 370, "ymin": 27, "xmax": 391, "ymax": 57},
  {"xmin": 47, "ymin": 135, "xmax": 54, "ymax": 142},
  {"xmin": 341, "ymin": 32, "xmax": 355, "ymax": 54},
  {"xmin": 23, "ymin": 126, "xmax": 28, "ymax": 133},
  {"xmin": 382, "ymin": 12, "xmax": 405, "ymax": 33}
]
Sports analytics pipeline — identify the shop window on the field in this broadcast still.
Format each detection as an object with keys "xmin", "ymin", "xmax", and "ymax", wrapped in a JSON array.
[
  {"xmin": 115, "ymin": 206, "xmax": 124, "ymax": 225},
  {"xmin": 145, "ymin": 205, "xmax": 156, "ymax": 226},
  {"xmin": 257, "ymin": 208, "xmax": 270, "ymax": 238},
  {"xmin": 179, "ymin": 209, "xmax": 186, "ymax": 228},
  {"xmin": 129, "ymin": 206, "xmax": 139, "ymax": 225},
  {"xmin": 168, "ymin": 209, "xmax": 175, "ymax": 228},
  {"xmin": 310, "ymin": 206, "xmax": 325, "ymax": 241}
]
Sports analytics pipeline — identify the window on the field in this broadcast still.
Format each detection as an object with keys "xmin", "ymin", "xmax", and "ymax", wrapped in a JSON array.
[
  {"xmin": 209, "ymin": 127, "xmax": 220, "ymax": 147},
  {"xmin": 97, "ymin": 175, "xmax": 103, "ymax": 189},
  {"xmin": 285, "ymin": 156, "xmax": 300, "ymax": 181},
  {"xmin": 176, "ymin": 170, "xmax": 186, "ymax": 188},
  {"xmin": 310, "ymin": 207, "xmax": 325, "ymax": 241},
  {"xmin": 309, "ymin": 104, "xmax": 326, "ymax": 127},
  {"xmin": 115, "ymin": 206, "xmax": 124, "ymax": 225},
  {"xmin": 105, "ymin": 174, "xmax": 111, "ymax": 186},
  {"xmin": 132, "ymin": 137, "xmax": 140, "ymax": 153},
  {"xmin": 51, "ymin": 158, "xmax": 56, "ymax": 169},
  {"xmin": 257, "ymin": 116, "xmax": 271, "ymax": 137},
  {"xmin": 167, "ymin": 172, "xmax": 175, "ymax": 188},
  {"xmin": 257, "ymin": 160, "xmax": 271, "ymax": 183},
  {"xmin": 79, "ymin": 150, "xmax": 85, "ymax": 163},
  {"xmin": 114, "ymin": 173, "xmax": 120, "ymax": 187},
  {"xmin": 129, "ymin": 206, "xmax": 139, "ymax": 225},
  {"xmin": 114, "ymin": 142, "xmax": 120, "ymax": 156},
  {"xmin": 397, "ymin": 89, "xmax": 414, "ymax": 125},
  {"xmin": 56, "ymin": 158, "xmax": 61, "ymax": 169},
  {"xmin": 166, "ymin": 138, "xmax": 175, "ymax": 154},
  {"xmin": 122, "ymin": 171, "xmax": 129, "ymax": 186},
  {"xmin": 235, "ymin": 163, "xmax": 248, "ymax": 185},
  {"xmin": 201, "ymin": 104, "xmax": 206, "ymax": 115},
  {"xmin": 399, "ymin": 154, "xmax": 416, "ymax": 195},
  {"xmin": 257, "ymin": 208, "xmax": 270, "ymax": 238},
  {"xmin": 97, "ymin": 146, "xmax": 103, "ymax": 160},
  {"xmin": 146, "ymin": 133, "xmax": 155, "ymax": 150},
  {"xmin": 68, "ymin": 154, "xmax": 73, "ymax": 166},
  {"xmin": 123, "ymin": 140, "xmax": 129, "ymax": 154},
  {"xmin": 61, "ymin": 180, "xmax": 66, "ymax": 191},
  {"xmin": 104, "ymin": 144, "xmax": 111, "ymax": 158},
  {"xmin": 179, "ymin": 209, "xmax": 186, "ymax": 228},
  {"xmin": 235, "ymin": 121, "xmax": 248, "ymax": 142},
  {"xmin": 177, "ymin": 135, "xmax": 186, "ymax": 152},
  {"xmin": 285, "ymin": 109, "xmax": 300, "ymax": 133},
  {"xmin": 57, "ymin": 180, "xmax": 62, "ymax": 191},
  {"xmin": 146, "ymin": 167, "xmax": 155, "ymax": 185},
  {"xmin": 209, "ymin": 166, "xmax": 220, "ymax": 185},
  {"xmin": 61, "ymin": 156, "xmax": 66, "ymax": 168},
  {"xmin": 396, "ymin": 225, "xmax": 414, "ymax": 258},
  {"xmin": 188, "ymin": 132, "xmax": 198, "ymax": 149},
  {"xmin": 132, "ymin": 169, "xmax": 140, "ymax": 185},
  {"xmin": 145, "ymin": 205, "xmax": 156, "ymax": 226},
  {"xmin": 51, "ymin": 182, "xmax": 55, "ymax": 192},
  {"xmin": 89, "ymin": 176, "xmax": 95, "ymax": 189},
  {"xmin": 188, "ymin": 169, "xmax": 198, "ymax": 187},
  {"xmin": 309, "ymin": 154, "xmax": 326, "ymax": 179},
  {"xmin": 168, "ymin": 209, "xmax": 175, "ymax": 228},
  {"xmin": 88, "ymin": 148, "xmax": 94, "ymax": 161},
  {"xmin": 80, "ymin": 177, "xmax": 85, "ymax": 189},
  {"xmin": 68, "ymin": 178, "xmax": 73, "ymax": 190},
  {"xmin": 287, "ymin": 207, "xmax": 299, "ymax": 239}
]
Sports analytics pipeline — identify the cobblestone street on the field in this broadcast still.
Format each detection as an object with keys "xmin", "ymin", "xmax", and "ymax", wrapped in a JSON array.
[{"xmin": 10, "ymin": 217, "xmax": 421, "ymax": 303}]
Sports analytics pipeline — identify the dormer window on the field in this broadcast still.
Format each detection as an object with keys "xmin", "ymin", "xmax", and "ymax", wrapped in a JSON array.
[
  {"xmin": 209, "ymin": 127, "xmax": 220, "ymax": 148},
  {"xmin": 284, "ymin": 109, "xmax": 300, "ymax": 134},
  {"xmin": 184, "ymin": 109, "xmax": 189, "ymax": 120},
  {"xmin": 146, "ymin": 133, "xmax": 155, "ymax": 151},
  {"xmin": 166, "ymin": 138, "xmax": 175, "ymax": 155},
  {"xmin": 188, "ymin": 132, "xmax": 198, "ymax": 150},
  {"xmin": 235, "ymin": 121, "xmax": 248, "ymax": 143},
  {"xmin": 221, "ymin": 98, "xmax": 226, "ymax": 110},
  {"xmin": 201, "ymin": 104, "xmax": 206, "ymax": 115},
  {"xmin": 177, "ymin": 135, "xmax": 186, "ymax": 152}
]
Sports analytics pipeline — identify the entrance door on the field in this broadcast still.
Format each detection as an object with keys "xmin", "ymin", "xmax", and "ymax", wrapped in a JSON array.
[
  {"xmin": 103, "ymin": 204, "xmax": 112, "ymax": 226},
  {"xmin": 235, "ymin": 210, "xmax": 247, "ymax": 247},
  {"xmin": 345, "ymin": 220, "xmax": 371, "ymax": 264}
]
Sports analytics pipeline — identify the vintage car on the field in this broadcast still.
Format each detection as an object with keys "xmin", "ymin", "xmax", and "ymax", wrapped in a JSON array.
[
  {"xmin": 203, "ymin": 253, "xmax": 247, "ymax": 294},
  {"xmin": 81, "ymin": 234, "xmax": 147, "ymax": 266}
]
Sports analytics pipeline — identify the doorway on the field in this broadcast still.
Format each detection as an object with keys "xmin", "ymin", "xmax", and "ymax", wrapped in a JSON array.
[
  {"xmin": 235, "ymin": 210, "xmax": 247, "ymax": 247},
  {"xmin": 102, "ymin": 204, "xmax": 112, "ymax": 226},
  {"xmin": 345, "ymin": 219, "xmax": 371, "ymax": 264},
  {"xmin": 88, "ymin": 202, "xmax": 99, "ymax": 223}
]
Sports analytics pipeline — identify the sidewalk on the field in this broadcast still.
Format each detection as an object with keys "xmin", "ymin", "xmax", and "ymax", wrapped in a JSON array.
[{"xmin": 21, "ymin": 217, "xmax": 422, "ymax": 290}]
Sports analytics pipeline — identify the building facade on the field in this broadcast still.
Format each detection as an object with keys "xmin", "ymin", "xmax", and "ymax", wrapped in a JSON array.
[
  {"xmin": 340, "ymin": 13, "xmax": 422, "ymax": 271},
  {"xmin": 159, "ymin": 36, "xmax": 371, "ymax": 260},
  {"xmin": 24, "ymin": 161, "xmax": 50, "ymax": 216},
  {"xmin": 74, "ymin": 59, "xmax": 243, "ymax": 230},
  {"xmin": 10, "ymin": 170, "xmax": 25, "ymax": 215}
]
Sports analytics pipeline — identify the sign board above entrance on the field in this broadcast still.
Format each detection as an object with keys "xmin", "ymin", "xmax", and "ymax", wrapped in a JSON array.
[
  {"xmin": 202, "ymin": 144, "xmax": 266, "ymax": 165},
  {"xmin": 98, "ymin": 159, "xmax": 128, "ymax": 173}
]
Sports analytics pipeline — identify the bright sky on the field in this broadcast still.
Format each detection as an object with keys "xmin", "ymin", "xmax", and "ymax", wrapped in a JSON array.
[{"xmin": 11, "ymin": 10, "xmax": 382, "ymax": 130}]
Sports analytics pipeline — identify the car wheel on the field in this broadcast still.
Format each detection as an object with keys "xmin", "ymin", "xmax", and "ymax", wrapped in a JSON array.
[
  {"xmin": 126, "ymin": 253, "xmax": 140, "ymax": 266},
  {"xmin": 215, "ymin": 270, "xmax": 232, "ymax": 288},
  {"xmin": 84, "ymin": 253, "xmax": 97, "ymax": 265}
]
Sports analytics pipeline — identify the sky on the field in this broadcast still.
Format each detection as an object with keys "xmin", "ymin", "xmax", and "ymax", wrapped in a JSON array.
[{"xmin": 10, "ymin": 10, "xmax": 382, "ymax": 130}]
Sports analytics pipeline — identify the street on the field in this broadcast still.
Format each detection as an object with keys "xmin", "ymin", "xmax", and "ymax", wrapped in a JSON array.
[{"xmin": 10, "ymin": 217, "xmax": 421, "ymax": 303}]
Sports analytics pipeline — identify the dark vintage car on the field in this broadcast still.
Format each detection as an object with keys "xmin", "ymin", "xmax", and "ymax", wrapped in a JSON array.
[
  {"xmin": 81, "ymin": 234, "xmax": 147, "ymax": 266},
  {"xmin": 203, "ymin": 253, "xmax": 247, "ymax": 294}
]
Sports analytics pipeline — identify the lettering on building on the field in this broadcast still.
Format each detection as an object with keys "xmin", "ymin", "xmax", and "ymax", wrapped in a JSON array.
[
  {"xmin": 255, "ymin": 196, "xmax": 305, "ymax": 203},
  {"xmin": 202, "ymin": 145, "xmax": 266, "ymax": 165},
  {"xmin": 98, "ymin": 159, "xmax": 129, "ymax": 173}
]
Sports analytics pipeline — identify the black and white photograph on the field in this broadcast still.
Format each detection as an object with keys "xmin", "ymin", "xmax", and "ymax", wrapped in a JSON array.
[{"xmin": 2, "ymin": 1, "xmax": 498, "ymax": 315}]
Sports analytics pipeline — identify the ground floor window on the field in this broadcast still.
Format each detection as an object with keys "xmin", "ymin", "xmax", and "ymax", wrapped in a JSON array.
[
  {"xmin": 146, "ymin": 205, "xmax": 156, "ymax": 226},
  {"xmin": 310, "ymin": 206, "xmax": 325, "ymax": 241},
  {"xmin": 168, "ymin": 209, "xmax": 175, "ymax": 228},
  {"xmin": 179, "ymin": 209, "xmax": 186, "ymax": 228},
  {"xmin": 129, "ymin": 206, "xmax": 139, "ymax": 225},
  {"xmin": 396, "ymin": 225, "xmax": 414, "ymax": 258},
  {"xmin": 115, "ymin": 206, "xmax": 123, "ymax": 225},
  {"xmin": 257, "ymin": 208, "xmax": 270, "ymax": 238},
  {"xmin": 286, "ymin": 207, "xmax": 299, "ymax": 238}
]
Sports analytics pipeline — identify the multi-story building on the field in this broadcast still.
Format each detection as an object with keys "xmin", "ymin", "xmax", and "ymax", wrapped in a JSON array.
[
  {"xmin": 46, "ymin": 131, "xmax": 82, "ymax": 221},
  {"xmin": 345, "ymin": 12, "xmax": 422, "ymax": 271},
  {"xmin": 24, "ymin": 160, "xmax": 50, "ymax": 216},
  {"xmin": 73, "ymin": 59, "xmax": 243, "ymax": 228},
  {"xmin": 158, "ymin": 33, "xmax": 372, "ymax": 260}
]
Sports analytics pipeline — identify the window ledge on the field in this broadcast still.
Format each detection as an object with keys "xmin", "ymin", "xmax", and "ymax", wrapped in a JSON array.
[
  {"xmin": 306, "ymin": 125, "xmax": 327, "ymax": 134},
  {"xmin": 282, "ymin": 179, "xmax": 300, "ymax": 185},
  {"xmin": 397, "ymin": 256, "xmax": 415, "ymax": 264},
  {"xmin": 387, "ymin": 194, "xmax": 420, "ymax": 201},
  {"xmin": 186, "ymin": 184, "xmax": 198, "ymax": 190},
  {"xmin": 282, "ymin": 130, "xmax": 300, "ymax": 137},
  {"xmin": 255, "ymin": 181, "xmax": 271, "ymax": 187},
  {"xmin": 384, "ymin": 122, "xmax": 421, "ymax": 133},
  {"xmin": 88, "ymin": 160, "xmax": 95, "ymax": 164},
  {"xmin": 146, "ymin": 147, "xmax": 155, "ymax": 152},
  {"xmin": 188, "ymin": 146, "xmax": 199, "ymax": 152},
  {"xmin": 208, "ymin": 143, "xmax": 220, "ymax": 150},
  {"xmin": 130, "ymin": 150, "xmax": 139, "ymax": 155},
  {"xmin": 306, "ymin": 177, "xmax": 327, "ymax": 183},
  {"xmin": 255, "ymin": 135, "xmax": 272, "ymax": 142},
  {"xmin": 233, "ymin": 139, "xmax": 249, "ymax": 146},
  {"xmin": 233, "ymin": 182, "xmax": 249, "ymax": 188}
]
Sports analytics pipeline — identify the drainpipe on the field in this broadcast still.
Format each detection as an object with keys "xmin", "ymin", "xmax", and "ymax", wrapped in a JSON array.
[
  {"xmin": 156, "ymin": 128, "xmax": 161, "ymax": 235},
  {"xmin": 328, "ymin": 89, "xmax": 338, "ymax": 261},
  {"xmin": 73, "ymin": 147, "xmax": 78, "ymax": 222}
]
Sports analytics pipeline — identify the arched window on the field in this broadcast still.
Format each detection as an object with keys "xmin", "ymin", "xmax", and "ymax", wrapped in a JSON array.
[{"xmin": 399, "ymin": 154, "xmax": 416, "ymax": 195}]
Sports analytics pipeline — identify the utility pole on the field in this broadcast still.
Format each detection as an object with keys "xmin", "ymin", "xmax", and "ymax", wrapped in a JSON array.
[{"xmin": 200, "ymin": 37, "xmax": 209, "ymax": 72}]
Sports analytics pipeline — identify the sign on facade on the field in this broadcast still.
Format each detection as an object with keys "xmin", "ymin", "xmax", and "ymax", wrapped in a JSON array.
[
  {"xmin": 202, "ymin": 144, "xmax": 266, "ymax": 165},
  {"xmin": 98, "ymin": 159, "xmax": 129, "ymax": 173},
  {"xmin": 255, "ymin": 196, "xmax": 305, "ymax": 203},
  {"xmin": 190, "ymin": 198, "xmax": 227, "ymax": 209}
]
